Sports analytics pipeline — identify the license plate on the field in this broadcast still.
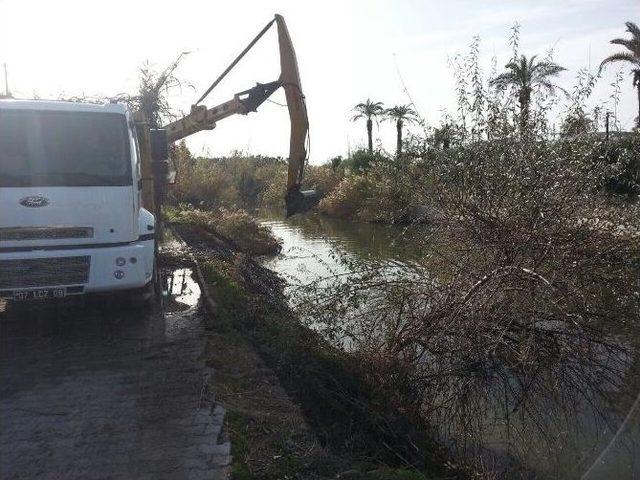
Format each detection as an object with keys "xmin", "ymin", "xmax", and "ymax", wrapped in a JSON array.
[{"xmin": 13, "ymin": 288, "xmax": 66, "ymax": 301}]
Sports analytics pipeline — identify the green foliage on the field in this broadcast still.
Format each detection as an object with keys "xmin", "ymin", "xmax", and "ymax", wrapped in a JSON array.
[
  {"xmin": 304, "ymin": 27, "xmax": 640, "ymax": 478},
  {"xmin": 330, "ymin": 156, "xmax": 344, "ymax": 172},
  {"xmin": 489, "ymin": 53, "xmax": 566, "ymax": 130},
  {"xmin": 599, "ymin": 135, "xmax": 640, "ymax": 195},
  {"xmin": 303, "ymin": 163, "xmax": 344, "ymax": 196},
  {"xmin": 319, "ymin": 160, "xmax": 430, "ymax": 223},
  {"xmin": 173, "ymin": 150, "xmax": 288, "ymax": 209},
  {"xmin": 172, "ymin": 146, "xmax": 345, "ymax": 211},
  {"xmin": 341, "ymin": 149, "xmax": 386, "ymax": 174},
  {"xmin": 560, "ymin": 112, "xmax": 594, "ymax": 137},
  {"xmin": 599, "ymin": 21, "xmax": 640, "ymax": 127},
  {"xmin": 384, "ymin": 105, "xmax": 420, "ymax": 155},
  {"xmin": 560, "ymin": 68, "xmax": 597, "ymax": 137},
  {"xmin": 351, "ymin": 99, "xmax": 385, "ymax": 122},
  {"xmin": 201, "ymin": 254, "xmax": 448, "ymax": 477}
]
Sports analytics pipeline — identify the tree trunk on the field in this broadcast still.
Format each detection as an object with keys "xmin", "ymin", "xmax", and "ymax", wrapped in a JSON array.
[
  {"xmin": 519, "ymin": 99, "xmax": 529, "ymax": 134},
  {"xmin": 637, "ymin": 85, "xmax": 640, "ymax": 129},
  {"xmin": 396, "ymin": 119, "xmax": 403, "ymax": 156},
  {"xmin": 519, "ymin": 87, "xmax": 531, "ymax": 134},
  {"xmin": 367, "ymin": 118, "xmax": 373, "ymax": 153}
]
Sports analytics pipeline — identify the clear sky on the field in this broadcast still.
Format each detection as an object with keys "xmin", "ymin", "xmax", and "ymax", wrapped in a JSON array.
[{"xmin": 0, "ymin": 0, "xmax": 637, "ymax": 163}]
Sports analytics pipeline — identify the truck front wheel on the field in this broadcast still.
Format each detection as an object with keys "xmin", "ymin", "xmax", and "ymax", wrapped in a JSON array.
[{"xmin": 129, "ymin": 262, "xmax": 159, "ymax": 310}]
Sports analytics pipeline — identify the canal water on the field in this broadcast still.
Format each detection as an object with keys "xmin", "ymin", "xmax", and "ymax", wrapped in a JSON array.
[
  {"xmin": 261, "ymin": 212, "xmax": 431, "ymax": 288},
  {"xmin": 259, "ymin": 211, "xmax": 640, "ymax": 480}
]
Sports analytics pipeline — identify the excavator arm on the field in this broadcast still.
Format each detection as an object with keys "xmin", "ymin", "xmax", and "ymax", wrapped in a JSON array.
[
  {"xmin": 161, "ymin": 14, "xmax": 316, "ymax": 216},
  {"xmin": 164, "ymin": 81, "xmax": 281, "ymax": 143}
]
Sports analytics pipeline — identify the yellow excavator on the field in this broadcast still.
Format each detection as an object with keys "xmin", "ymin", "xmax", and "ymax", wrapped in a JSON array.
[{"xmin": 147, "ymin": 14, "xmax": 317, "ymax": 218}]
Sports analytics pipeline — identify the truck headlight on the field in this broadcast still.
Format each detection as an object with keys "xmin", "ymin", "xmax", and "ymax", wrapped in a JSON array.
[
  {"xmin": 114, "ymin": 270, "xmax": 125, "ymax": 279},
  {"xmin": 116, "ymin": 257, "xmax": 126, "ymax": 266}
]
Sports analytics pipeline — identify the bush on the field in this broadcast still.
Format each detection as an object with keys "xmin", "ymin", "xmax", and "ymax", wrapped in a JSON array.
[
  {"xmin": 319, "ymin": 161, "xmax": 432, "ymax": 223},
  {"xmin": 172, "ymin": 147, "xmax": 345, "ymax": 211},
  {"xmin": 341, "ymin": 149, "xmax": 387, "ymax": 174},
  {"xmin": 172, "ymin": 150, "xmax": 289, "ymax": 210},
  {"xmin": 599, "ymin": 135, "xmax": 640, "ymax": 196}
]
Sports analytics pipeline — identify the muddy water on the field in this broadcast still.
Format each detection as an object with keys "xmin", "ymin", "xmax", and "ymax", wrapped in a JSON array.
[
  {"xmin": 260, "ymin": 212, "xmax": 640, "ymax": 480},
  {"xmin": 163, "ymin": 267, "xmax": 201, "ymax": 310}
]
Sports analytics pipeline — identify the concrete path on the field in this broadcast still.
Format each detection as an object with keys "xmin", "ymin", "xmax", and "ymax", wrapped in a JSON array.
[{"xmin": 0, "ymin": 271, "xmax": 229, "ymax": 480}]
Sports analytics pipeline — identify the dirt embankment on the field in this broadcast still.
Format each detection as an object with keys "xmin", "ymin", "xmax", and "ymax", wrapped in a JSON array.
[{"xmin": 169, "ymin": 220, "xmax": 454, "ymax": 480}]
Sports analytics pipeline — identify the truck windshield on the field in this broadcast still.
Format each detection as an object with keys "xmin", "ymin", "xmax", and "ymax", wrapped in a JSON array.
[{"xmin": 0, "ymin": 109, "xmax": 131, "ymax": 187}]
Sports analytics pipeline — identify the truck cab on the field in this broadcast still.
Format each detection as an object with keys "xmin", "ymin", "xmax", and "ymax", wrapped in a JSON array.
[{"xmin": 0, "ymin": 99, "xmax": 156, "ymax": 302}]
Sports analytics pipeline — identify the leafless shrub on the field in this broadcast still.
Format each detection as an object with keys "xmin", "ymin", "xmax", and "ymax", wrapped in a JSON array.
[{"xmin": 115, "ymin": 56, "xmax": 191, "ymax": 126}]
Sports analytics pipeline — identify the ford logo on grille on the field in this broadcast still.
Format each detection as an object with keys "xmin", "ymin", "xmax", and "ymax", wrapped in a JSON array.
[{"xmin": 19, "ymin": 196, "xmax": 50, "ymax": 208}]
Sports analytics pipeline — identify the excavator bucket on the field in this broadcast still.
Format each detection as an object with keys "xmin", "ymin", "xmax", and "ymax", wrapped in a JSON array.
[{"xmin": 275, "ymin": 14, "xmax": 320, "ymax": 216}]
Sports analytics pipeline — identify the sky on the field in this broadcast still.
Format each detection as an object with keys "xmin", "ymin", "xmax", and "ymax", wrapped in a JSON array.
[{"xmin": 0, "ymin": 0, "xmax": 637, "ymax": 163}]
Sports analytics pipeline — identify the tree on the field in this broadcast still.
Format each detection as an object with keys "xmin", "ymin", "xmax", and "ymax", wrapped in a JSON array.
[
  {"xmin": 599, "ymin": 22, "xmax": 640, "ymax": 129},
  {"xmin": 384, "ymin": 105, "xmax": 418, "ymax": 156},
  {"xmin": 329, "ymin": 156, "xmax": 343, "ymax": 172},
  {"xmin": 489, "ymin": 54, "xmax": 566, "ymax": 130},
  {"xmin": 560, "ymin": 111, "xmax": 594, "ymax": 138},
  {"xmin": 432, "ymin": 123, "xmax": 454, "ymax": 150},
  {"xmin": 351, "ymin": 99, "xmax": 384, "ymax": 153}
]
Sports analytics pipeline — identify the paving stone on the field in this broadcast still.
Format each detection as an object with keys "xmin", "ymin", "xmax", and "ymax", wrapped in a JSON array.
[{"xmin": 0, "ymin": 300, "xmax": 230, "ymax": 480}]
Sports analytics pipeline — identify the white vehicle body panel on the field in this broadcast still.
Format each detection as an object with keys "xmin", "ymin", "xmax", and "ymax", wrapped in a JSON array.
[{"xmin": 0, "ymin": 186, "xmax": 136, "ymax": 248}]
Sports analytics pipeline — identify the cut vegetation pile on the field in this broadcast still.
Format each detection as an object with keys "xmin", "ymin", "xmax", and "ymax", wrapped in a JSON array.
[{"xmin": 165, "ymin": 205, "xmax": 281, "ymax": 256}]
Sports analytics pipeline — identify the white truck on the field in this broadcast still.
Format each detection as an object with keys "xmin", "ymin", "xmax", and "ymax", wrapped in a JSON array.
[{"xmin": 0, "ymin": 99, "xmax": 157, "ymax": 303}]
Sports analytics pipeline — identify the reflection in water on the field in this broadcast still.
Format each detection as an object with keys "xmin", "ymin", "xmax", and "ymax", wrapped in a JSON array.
[
  {"xmin": 0, "ymin": 267, "xmax": 202, "ymax": 342},
  {"xmin": 260, "ymin": 212, "xmax": 640, "ymax": 480},
  {"xmin": 163, "ymin": 268, "xmax": 201, "ymax": 309},
  {"xmin": 261, "ymin": 211, "xmax": 430, "ymax": 288}
]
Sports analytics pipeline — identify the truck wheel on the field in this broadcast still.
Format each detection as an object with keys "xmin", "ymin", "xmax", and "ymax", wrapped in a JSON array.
[{"xmin": 130, "ymin": 263, "xmax": 158, "ymax": 310}]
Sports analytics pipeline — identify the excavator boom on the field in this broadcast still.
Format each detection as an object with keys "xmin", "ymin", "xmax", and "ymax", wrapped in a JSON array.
[
  {"xmin": 275, "ymin": 14, "xmax": 315, "ymax": 216},
  {"xmin": 161, "ymin": 14, "xmax": 316, "ymax": 216},
  {"xmin": 164, "ymin": 81, "xmax": 281, "ymax": 143}
]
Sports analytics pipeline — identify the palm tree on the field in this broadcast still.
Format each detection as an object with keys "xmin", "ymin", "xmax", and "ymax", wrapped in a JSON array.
[
  {"xmin": 351, "ymin": 99, "xmax": 384, "ymax": 153},
  {"xmin": 384, "ymin": 105, "xmax": 418, "ymax": 156},
  {"xmin": 490, "ymin": 54, "xmax": 566, "ymax": 130},
  {"xmin": 599, "ymin": 22, "xmax": 640, "ymax": 129}
]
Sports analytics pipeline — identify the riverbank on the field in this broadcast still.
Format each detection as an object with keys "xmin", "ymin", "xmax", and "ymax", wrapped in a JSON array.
[{"xmin": 167, "ymin": 214, "xmax": 456, "ymax": 480}]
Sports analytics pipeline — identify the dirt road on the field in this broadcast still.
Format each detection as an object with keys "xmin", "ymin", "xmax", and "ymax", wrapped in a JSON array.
[{"xmin": 0, "ymin": 269, "xmax": 229, "ymax": 480}]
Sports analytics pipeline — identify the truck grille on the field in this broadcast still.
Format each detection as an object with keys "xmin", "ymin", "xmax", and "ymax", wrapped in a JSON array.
[
  {"xmin": 0, "ymin": 227, "xmax": 93, "ymax": 241},
  {"xmin": 0, "ymin": 256, "xmax": 91, "ymax": 289}
]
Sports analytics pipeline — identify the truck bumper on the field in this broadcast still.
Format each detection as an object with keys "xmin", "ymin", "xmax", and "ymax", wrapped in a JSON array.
[{"xmin": 0, "ymin": 239, "xmax": 155, "ymax": 298}]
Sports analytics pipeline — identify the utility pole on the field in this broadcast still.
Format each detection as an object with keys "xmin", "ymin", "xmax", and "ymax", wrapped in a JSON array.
[
  {"xmin": 3, "ymin": 63, "xmax": 10, "ymax": 98},
  {"xmin": 605, "ymin": 111, "xmax": 610, "ymax": 142}
]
